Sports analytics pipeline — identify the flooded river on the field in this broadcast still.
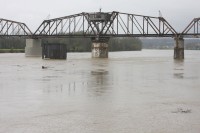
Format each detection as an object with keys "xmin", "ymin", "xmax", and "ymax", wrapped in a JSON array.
[{"xmin": 0, "ymin": 50, "xmax": 200, "ymax": 133}]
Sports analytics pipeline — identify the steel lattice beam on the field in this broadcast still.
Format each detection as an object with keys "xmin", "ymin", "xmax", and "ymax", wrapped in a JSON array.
[
  {"xmin": 33, "ymin": 11, "xmax": 178, "ymax": 38},
  {"xmin": 0, "ymin": 18, "xmax": 32, "ymax": 37},
  {"xmin": 2, "ymin": 11, "xmax": 200, "ymax": 38},
  {"xmin": 182, "ymin": 18, "xmax": 200, "ymax": 38}
]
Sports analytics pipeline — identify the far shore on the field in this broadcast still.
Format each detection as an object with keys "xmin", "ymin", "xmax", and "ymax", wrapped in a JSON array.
[{"xmin": 0, "ymin": 49, "xmax": 24, "ymax": 53}]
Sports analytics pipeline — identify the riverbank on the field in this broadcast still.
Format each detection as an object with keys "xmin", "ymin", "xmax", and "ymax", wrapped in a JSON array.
[{"xmin": 0, "ymin": 49, "xmax": 24, "ymax": 53}]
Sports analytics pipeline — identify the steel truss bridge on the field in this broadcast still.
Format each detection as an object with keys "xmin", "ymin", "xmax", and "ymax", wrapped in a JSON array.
[
  {"xmin": 0, "ymin": 18, "xmax": 32, "ymax": 37},
  {"xmin": 0, "ymin": 11, "xmax": 200, "ymax": 39}
]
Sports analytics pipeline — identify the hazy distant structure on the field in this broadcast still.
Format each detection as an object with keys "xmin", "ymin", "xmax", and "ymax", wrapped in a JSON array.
[
  {"xmin": 159, "ymin": 10, "xmax": 162, "ymax": 17},
  {"xmin": 45, "ymin": 14, "xmax": 50, "ymax": 20}
]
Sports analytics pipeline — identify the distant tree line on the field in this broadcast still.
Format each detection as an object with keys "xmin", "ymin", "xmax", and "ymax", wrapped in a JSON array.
[
  {"xmin": 141, "ymin": 38, "xmax": 200, "ymax": 50},
  {"xmin": 109, "ymin": 37, "xmax": 142, "ymax": 51},
  {"xmin": 0, "ymin": 37, "xmax": 142, "ymax": 52},
  {"xmin": 0, "ymin": 38, "xmax": 25, "ymax": 49},
  {"xmin": 42, "ymin": 37, "xmax": 142, "ymax": 52}
]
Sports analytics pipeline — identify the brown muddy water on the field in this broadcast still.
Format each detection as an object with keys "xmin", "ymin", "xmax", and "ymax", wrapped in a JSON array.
[{"xmin": 0, "ymin": 50, "xmax": 200, "ymax": 133}]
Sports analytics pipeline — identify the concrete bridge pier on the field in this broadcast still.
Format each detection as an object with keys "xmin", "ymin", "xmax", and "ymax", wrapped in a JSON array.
[
  {"xmin": 174, "ymin": 37, "xmax": 184, "ymax": 59},
  {"xmin": 91, "ymin": 38, "xmax": 109, "ymax": 58},
  {"xmin": 25, "ymin": 39, "xmax": 42, "ymax": 57}
]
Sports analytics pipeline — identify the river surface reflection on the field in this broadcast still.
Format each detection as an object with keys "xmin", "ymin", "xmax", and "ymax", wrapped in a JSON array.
[{"xmin": 0, "ymin": 50, "xmax": 200, "ymax": 133}]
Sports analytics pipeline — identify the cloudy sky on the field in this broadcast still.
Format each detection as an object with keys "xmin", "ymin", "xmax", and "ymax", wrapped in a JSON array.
[{"xmin": 0, "ymin": 0, "xmax": 199, "ymax": 32}]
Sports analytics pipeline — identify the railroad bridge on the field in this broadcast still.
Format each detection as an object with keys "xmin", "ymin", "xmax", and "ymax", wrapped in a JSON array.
[{"xmin": 0, "ymin": 11, "xmax": 200, "ymax": 59}]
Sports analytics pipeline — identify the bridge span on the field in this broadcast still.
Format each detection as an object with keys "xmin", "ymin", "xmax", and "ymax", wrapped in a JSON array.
[{"xmin": 1, "ymin": 11, "xmax": 200, "ymax": 59}]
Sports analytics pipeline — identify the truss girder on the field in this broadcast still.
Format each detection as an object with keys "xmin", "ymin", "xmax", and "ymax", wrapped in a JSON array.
[
  {"xmin": 0, "ymin": 18, "xmax": 32, "ymax": 36},
  {"xmin": 33, "ymin": 11, "xmax": 178, "ymax": 38},
  {"xmin": 182, "ymin": 18, "xmax": 200, "ymax": 37},
  {"xmin": 1, "ymin": 12, "xmax": 200, "ymax": 38}
]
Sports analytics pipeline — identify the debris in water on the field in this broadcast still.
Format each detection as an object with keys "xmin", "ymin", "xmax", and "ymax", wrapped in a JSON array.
[
  {"xmin": 172, "ymin": 108, "xmax": 191, "ymax": 114},
  {"xmin": 42, "ymin": 66, "xmax": 47, "ymax": 69}
]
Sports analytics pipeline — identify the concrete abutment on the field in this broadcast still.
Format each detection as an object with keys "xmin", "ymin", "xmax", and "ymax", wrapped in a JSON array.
[
  {"xmin": 91, "ymin": 39, "xmax": 109, "ymax": 58},
  {"xmin": 25, "ymin": 38, "xmax": 185, "ymax": 59},
  {"xmin": 25, "ymin": 39, "xmax": 42, "ymax": 57},
  {"xmin": 174, "ymin": 38, "xmax": 184, "ymax": 59}
]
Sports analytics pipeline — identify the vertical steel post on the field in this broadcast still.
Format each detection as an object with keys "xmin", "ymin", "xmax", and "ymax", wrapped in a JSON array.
[
  {"xmin": 61, "ymin": 20, "xmax": 63, "ymax": 34},
  {"xmin": 127, "ymin": 15, "xmax": 129, "ymax": 34},
  {"xmin": 69, "ymin": 18, "xmax": 71, "ymax": 34},
  {"xmin": 147, "ymin": 17, "xmax": 149, "ymax": 34},
  {"xmin": 132, "ymin": 15, "xmax": 133, "ymax": 34},
  {"xmin": 159, "ymin": 19, "xmax": 161, "ymax": 34},
  {"xmin": 117, "ymin": 14, "xmax": 118, "ymax": 34},
  {"xmin": 83, "ymin": 15, "xmax": 85, "ymax": 34},
  {"xmin": 143, "ymin": 17, "xmax": 144, "ymax": 35},
  {"xmin": 74, "ymin": 17, "xmax": 76, "ymax": 33},
  {"xmin": 49, "ymin": 22, "xmax": 50, "ymax": 35},
  {"xmin": 56, "ymin": 21, "xmax": 57, "ymax": 35}
]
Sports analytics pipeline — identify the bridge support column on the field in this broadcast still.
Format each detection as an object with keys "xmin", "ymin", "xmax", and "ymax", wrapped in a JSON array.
[
  {"xmin": 25, "ymin": 39, "xmax": 42, "ymax": 57},
  {"xmin": 174, "ymin": 38, "xmax": 184, "ymax": 59},
  {"xmin": 91, "ymin": 39, "xmax": 109, "ymax": 58}
]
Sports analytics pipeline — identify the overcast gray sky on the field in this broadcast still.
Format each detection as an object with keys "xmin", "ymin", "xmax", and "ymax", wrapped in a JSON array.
[{"xmin": 0, "ymin": 0, "xmax": 199, "ymax": 32}]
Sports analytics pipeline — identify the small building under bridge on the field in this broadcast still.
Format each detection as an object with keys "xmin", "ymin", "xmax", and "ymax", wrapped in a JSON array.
[{"xmin": 42, "ymin": 43, "xmax": 67, "ymax": 59}]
